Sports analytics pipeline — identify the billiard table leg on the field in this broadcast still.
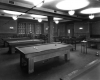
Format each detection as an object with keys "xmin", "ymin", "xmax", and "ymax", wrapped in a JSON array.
[
  {"xmin": 20, "ymin": 54, "xmax": 34, "ymax": 74},
  {"xmin": 20, "ymin": 55, "xmax": 28, "ymax": 68},
  {"xmin": 20, "ymin": 54, "xmax": 22, "ymax": 67},
  {"xmin": 4, "ymin": 42, "xmax": 8, "ymax": 47},
  {"xmin": 3, "ymin": 41, "xmax": 6, "ymax": 47},
  {"xmin": 11, "ymin": 47, "xmax": 16, "ymax": 54},
  {"xmin": 28, "ymin": 58, "xmax": 34, "ymax": 74},
  {"xmin": 8, "ymin": 46, "xmax": 15, "ymax": 54},
  {"xmin": 65, "ymin": 50, "xmax": 70, "ymax": 61}
]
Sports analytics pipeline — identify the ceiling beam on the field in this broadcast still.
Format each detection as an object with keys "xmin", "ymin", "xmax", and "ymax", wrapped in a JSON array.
[{"xmin": 0, "ymin": 2, "xmax": 87, "ymax": 21}]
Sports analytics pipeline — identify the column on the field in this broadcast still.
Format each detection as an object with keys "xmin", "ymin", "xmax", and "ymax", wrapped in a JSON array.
[{"xmin": 48, "ymin": 16, "xmax": 54, "ymax": 43}]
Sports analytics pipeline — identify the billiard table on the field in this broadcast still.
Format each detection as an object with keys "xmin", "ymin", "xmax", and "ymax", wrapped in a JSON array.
[
  {"xmin": 62, "ymin": 38, "xmax": 77, "ymax": 50},
  {"xmin": 7, "ymin": 39, "xmax": 44, "ymax": 54},
  {"xmin": 16, "ymin": 43, "xmax": 72, "ymax": 74},
  {"xmin": 87, "ymin": 38, "xmax": 100, "ymax": 49},
  {"xmin": 2, "ymin": 37, "xmax": 30, "ymax": 47}
]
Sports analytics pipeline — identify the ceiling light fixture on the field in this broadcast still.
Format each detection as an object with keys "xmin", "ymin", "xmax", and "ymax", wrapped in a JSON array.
[
  {"xmin": 12, "ymin": 16, "xmax": 17, "ymax": 20},
  {"xmin": 24, "ymin": 0, "xmax": 53, "ymax": 4},
  {"xmin": 3, "ymin": 10, "xmax": 25, "ymax": 15},
  {"xmin": 31, "ymin": 14, "xmax": 47, "ymax": 18},
  {"xmin": 68, "ymin": 10, "xmax": 75, "ymax": 15},
  {"xmin": 56, "ymin": 0, "xmax": 89, "ymax": 10},
  {"xmin": 79, "ymin": 27, "xmax": 83, "ymax": 30},
  {"xmin": 68, "ymin": 29, "xmax": 70, "ymax": 33},
  {"xmin": 80, "ymin": 8, "xmax": 100, "ymax": 14},
  {"xmin": 10, "ymin": 26, "xmax": 14, "ymax": 30},
  {"xmin": 89, "ymin": 14, "xmax": 94, "ymax": 19},
  {"xmin": 53, "ymin": 17, "xmax": 62, "ymax": 21},
  {"xmin": 38, "ymin": 18, "xmax": 42, "ymax": 22},
  {"xmin": 55, "ymin": 20, "xmax": 59, "ymax": 24}
]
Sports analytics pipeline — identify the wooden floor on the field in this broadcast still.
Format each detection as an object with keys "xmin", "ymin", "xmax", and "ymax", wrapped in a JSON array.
[{"xmin": 0, "ymin": 44, "xmax": 100, "ymax": 80}]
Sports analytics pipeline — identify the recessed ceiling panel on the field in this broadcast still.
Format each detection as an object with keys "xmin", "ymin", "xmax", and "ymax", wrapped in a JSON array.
[
  {"xmin": 3, "ymin": 10, "xmax": 25, "ymax": 15},
  {"xmin": 24, "ymin": 0, "xmax": 54, "ymax": 5},
  {"xmin": 56, "ymin": 0, "xmax": 89, "ymax": 10},
  {"xmin": 80, "ymin": 7, "xmax": 100, "ymax": 14},
  {"xmin": 53, "ymin": 17, "xmax": 62, "ymax": 20},
  {"xmin": 30, "ymin": 14, "xmax": 47, "ymax": 18}
]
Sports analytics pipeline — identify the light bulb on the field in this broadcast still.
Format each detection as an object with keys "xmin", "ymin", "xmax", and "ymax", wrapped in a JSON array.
[
  {"xmin": 12, "ymin": 16, "xmax": 17, "ymax": 20},
  {"xmin": 55, "ymin": 20, "xmax": 59, "ymax": 24},
  {"xmin": 79, "ymin": 27, "xmax": 83, "ymax": 29},
  {"xmin": 38, "ymin": 18, "xmax": 42, "ymax": 22},
  {"xmin": 89, "ymin": 14, "xmax": 94, "ymax": 19},
  {"xmin": 68, "ymin": 10, "xmax": 75, "ymax": 15}
]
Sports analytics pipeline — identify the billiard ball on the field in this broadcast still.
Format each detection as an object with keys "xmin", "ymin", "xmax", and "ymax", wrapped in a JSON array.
[{"xmin": 96, "ymin": 52, "xmax": 99, "ymax": 56}]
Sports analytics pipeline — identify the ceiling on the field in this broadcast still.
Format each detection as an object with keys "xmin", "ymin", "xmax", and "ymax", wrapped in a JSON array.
[{"xmin": 0, "ymin": 0, "xmax": 100, "ymax": 22}]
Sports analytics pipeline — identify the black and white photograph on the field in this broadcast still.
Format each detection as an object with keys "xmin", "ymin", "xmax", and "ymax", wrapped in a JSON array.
[{"xmin": 0, "ymin": 0, "xmax": 100, "ymax": 80}]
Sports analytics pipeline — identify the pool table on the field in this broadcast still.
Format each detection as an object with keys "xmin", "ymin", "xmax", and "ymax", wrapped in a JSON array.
[
  {"xmin": 7, "ymin": 39, "xmax": 44, "ymax": 54},
  {"xmin": 87, "ymin": 38, "xmax": 100, "ymax": 49},
  {"xmin": 16, "ymin": 43, "xmax": 72, "ymax": 74},
  {"xmin": 2, "ymin": 37, "xmax": 30, "ymax": 47},
  {"xmin": 62, "ymin": 38, "xmax": 77, "ymax": 50}
]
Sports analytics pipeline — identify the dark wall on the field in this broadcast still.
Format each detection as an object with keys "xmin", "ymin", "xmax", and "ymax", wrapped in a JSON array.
[
  {"xmin": 58, "ymin": 23, "xmax": 66, "ymax": 36},
  {"xmin": 0, "ymin": 16, "xmax": 93, "ymax": 40},
  {"xmin": 43, "ymin": 21, "xmax": 58, "ymax": 37},
  {"xmin": 74, "ymin": 21, "xmax": 90, "ymax": 39},
  {"xmin": 0, "ymin": 17, "xmax": 17, "ymax": 46},
  {"xmin": 43, "ymin": 22, "xmax": 48, "ymax": 34},
  {"xmin": 26, "ymin": 20, "xmax": 91, "ymax": 38},
  {"xmin": 54, "ymin": 23, "xmax": 58, "ymax": 36},
  {"xmin": 0, "ymin": 18, "xmax": 17, "ymax": 33},
  {"xmin": 91, "ymin": 21, "xmax": 100, "ymax": 35},
  {"xmin": 66, "ymin": 23, "xmax": 74, "ymax": 37},
  {"xmin": 74, "ymin": 22, "xmax": 89, "ymax": 33},
  {"xmin": 56, "ymin": 21, "xmax": 89, "ymax": 38}
]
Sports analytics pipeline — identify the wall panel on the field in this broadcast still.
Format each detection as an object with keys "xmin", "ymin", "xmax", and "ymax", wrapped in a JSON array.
[
  {"xmin": 0, "ymin": 19, "xmax": 17, "ymax": 33},
  {"xmin": 91, "ymin": 21, "xmax": 100, "ymax": 35}
]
